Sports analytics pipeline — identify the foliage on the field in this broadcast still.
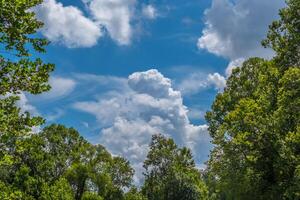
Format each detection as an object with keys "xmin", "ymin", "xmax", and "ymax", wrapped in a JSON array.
[
  {"xmin": 124, "ymin": 188, "xmax": 147, "ymax": 200},
  {"xmin": 205, "ymin": 1, "xmax": 300, "ymax": 199},
  {"xmin": 262, "ymin": 0, "xmax": 300, "ymax": 69},
  {"xmin": 0, "ymin": 124, "xmax": 135, "ymax": 199},
  {"xmin": 40, "ymin": 178, "xmax": 74, "ymax": 200},
  {"xmin": 142, "ymin": 134, "xmax": 208, "ymax": 200},
  {"xmin": 81, "ymin": 192, "xmax": 104, "ymax": 200},
  {"xmin": 0, "ymin": 0, "xmax": 54, "ymax": 196}
]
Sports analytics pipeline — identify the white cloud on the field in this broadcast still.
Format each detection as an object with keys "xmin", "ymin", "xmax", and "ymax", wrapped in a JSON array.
[
  {"xmin": 83, "ymin": 0, "xmax": 136, "ymax": 45},
  {"xmin": 207, "ymin": 73, "xmax": 226, "ymax": 90},
  {"xmin": 178, "ymin": 72, "xmax": 226, "ymax": 95},
  {"xmin": 128, "ymin": 69, "xmax": 177, "ymax": 98},
  {"xmin": 142, "ymin": 5, "xmax": 157, "ymax": 19},
  {"xmin": 35, "ymin": 0, "xmax": 102, "ymax": 48},
  {"xmin": 73, "ymin": 69, "xmax": 210, "ymax": 184},
  {"xmin": 198, "ymin": 0, "xmax": 285, "ymax": 72},
  {"xmin": 39, "ymin": 76, "xmax": 76, "ymax": 100},
  {"xmin": 35, "ymin": 0, "xmax": 159, "ymax": 47}
]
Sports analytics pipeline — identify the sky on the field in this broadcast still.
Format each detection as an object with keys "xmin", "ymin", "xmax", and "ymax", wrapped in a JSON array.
[{"xmin": 21, "ymin": 0, "xmax": 285, "ymax": 184}]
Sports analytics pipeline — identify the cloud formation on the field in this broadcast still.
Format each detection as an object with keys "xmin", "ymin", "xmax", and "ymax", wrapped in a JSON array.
[
  {"xmin": 35, "ymin": 0, "xmax": 158, "ymax": 47},
  {"xmin": 35, "ymin": 0, "xmax": 102, "ymax": 48},
  {"xmin": 74, "ymin": 69, "xmax": 210, "ymax": 184},
  {"xmin": 207, "ymin": 73, "xmax": 226, "ymax": 90},
  {"xmin": 83, "ymin": 0, "xmax": 136, "ymax": 45},
  {"xmin": 198, "ymin": 0, "xmax": 284, "ymax": 72}
]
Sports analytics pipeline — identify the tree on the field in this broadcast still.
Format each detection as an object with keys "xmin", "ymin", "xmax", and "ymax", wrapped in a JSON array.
[
  {"xmin": 0, "ymin": 0, "xmax": 54, "ymax": 195},
  {"xmin": 1, "ymin": 121, "xmax": 135, "ymax": 199},
  {"xmin": 37, "ymin": 125, "xmax": 134, "ymax": 200},
  {"xmin": 262, "ymin": 0, "xmax": 300, "ymax": 69},
  {"xmin": 205, "ymin": 59, "xmax": 299, "ymax": 199},
  {"xmin": 142, "ymin": 134, "xmax": 208, "ymax": 200},
  {"xmin": 274, "ymin": 67, "xmax": 300, "ymax": 199},
  {"xmin": 124, "ymin": 187, "xmax": 147, "ymax": 200},
  {"xmin": 40, "ymin": 178, "xmax": 74, "ymax": 200},
  {"xmin": 206, "ymin": 1, "xmax": 300, "ymax": 198},
  {"xmin": 81, "ymin": 192, "xmax": 104, "ymax": 200}
]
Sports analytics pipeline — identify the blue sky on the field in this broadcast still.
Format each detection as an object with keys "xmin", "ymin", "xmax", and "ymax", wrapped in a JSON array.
[{"xmin": 22, "ymin": 0, "xmax": 285, "ymax": 183}]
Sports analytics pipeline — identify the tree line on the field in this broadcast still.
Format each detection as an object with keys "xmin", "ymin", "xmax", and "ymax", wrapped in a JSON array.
[{"xmin": 0, "ymin": 0, "xmax": 299, "ymax": 199}]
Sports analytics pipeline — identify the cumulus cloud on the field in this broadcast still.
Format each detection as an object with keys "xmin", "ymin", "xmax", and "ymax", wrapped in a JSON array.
[
  {"xmin": 83, "ymin": 0, "xmax": 136, "ymax": 45},
  {"xmin": 198, "ymin": 0, "xmax": 285, "ymax": 72},
  {"xmin": 73, "ymin": 69, "xmax": 210, "ymax": 184},
  {"xmin": 207, "ymin": 73, "xmax": 226, "ymax": 90},
  {"xmin": 35, "ymin": 0, "xmax": 102, "ymax": 48},
  {"xmin": 142, "ymin": 4, "xmax": 157, "ymax": 19},
  {"xmin": 178, "ymin": 72, "xmax": 226, "ymax": 95},
  {"xmin": 35, "ymin": 0, "xmax": 159, "ymax": 47}
]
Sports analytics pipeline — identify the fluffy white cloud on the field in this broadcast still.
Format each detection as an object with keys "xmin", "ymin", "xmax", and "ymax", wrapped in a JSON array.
[
  {"xmin": 178, "ymin": 72, "xmax": 226, "ymax": 95},
  {"xmin": 207, "ymin": 73, "xmax": 226, "ymax": 90},
  {"xmin": 35, "ymin": 0, "xmax": 102, "ymax": 48},
  {"xmin": 35, "ymin": 0, "xmax": 159, "ymax": 47},
  {"xmin": 83, "ymin": 0, "xmax": 136, "ymax": 45},
  {"xmin": 142, "ymin": 5, "xmax": 157, "ymax": 19},
  {"xmin": 198, "ymin": 0, "xmax": 285, "ymax": 72},
  {"xmin": 74, "ymin": 69, "xmax": 210, "ymax": 184}
]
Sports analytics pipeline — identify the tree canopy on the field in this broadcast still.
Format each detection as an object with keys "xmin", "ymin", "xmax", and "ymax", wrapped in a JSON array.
[
  {"xmin": 142, "ymin": 134, "xmax": 208, "ymax": 200},
  {"xmin": 205, "ymin": 0, "xmax": 300, "ymax": 199}
]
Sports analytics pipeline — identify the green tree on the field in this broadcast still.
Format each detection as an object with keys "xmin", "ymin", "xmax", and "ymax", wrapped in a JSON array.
[
  {"xmin": 124, "ymin": 187, "xmax": 147, "ymax": 200},
  {"xmin": 1, "ymin": 122, "xmax": 135, "ymax": 199},
  {"xmin": 142, "ymin": 134, "xmax": 208, "ymax": 200},
  {"xmin": 205, "ymin": 59, "xmax": 299, "ymax": 199},
  {"xmin": 40, "ymin": 178, "xmax": 74, "ymax": 200},
  {"xmin": 82, "ymin": 192, "xmax": 104, "ymax": 200},
  {"xmin": 0, "ymin": 0, "xmax": 54, "ymax": 198},
  {"xmin": 262, "ymin": 0, "xmax": 300, "ymax": 69},
  {"xmin": 36, "ymin": 125, "xmax": 134, "ymax": 200},
  {"xmin": 206, "ymin": 1, "xmax": 300, "ymax": 198},
  {"xmin": 0, "ymin": 0, "xmax": 54, "ymax": 140}
]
